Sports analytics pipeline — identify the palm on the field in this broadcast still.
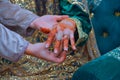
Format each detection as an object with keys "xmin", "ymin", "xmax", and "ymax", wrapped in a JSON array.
[{"xmin": 30, "ymin": 43, "xmax": 66, "ymax": 63}]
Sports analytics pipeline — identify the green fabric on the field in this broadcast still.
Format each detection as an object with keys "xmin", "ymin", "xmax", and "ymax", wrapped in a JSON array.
[
  {"xmin": 71, "ymin": 18, "xmax": 88, "ymax": 46},
  {"xmin": 60, "ymin": 0, "xmax": 92, "ymax": 46},
  {"xmin": 72, "ymin": 47, "xmax": 120, "ymax": 80}
]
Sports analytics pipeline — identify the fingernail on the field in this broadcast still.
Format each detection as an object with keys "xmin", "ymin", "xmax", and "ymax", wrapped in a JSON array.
[
  {"xmin": 54, "ymin": 49, "xmax": 58, "ymax": 54},
  {"xmin": 73, "ymin": 47, "xmax": 76, "ymax": 50},
  {"xmin": 45, "ymin": 44, "xmax": 49, "ymax": 48},
  {"xmin": 64, "ymin": 47, "xmax": 68, "ymax": 51}
]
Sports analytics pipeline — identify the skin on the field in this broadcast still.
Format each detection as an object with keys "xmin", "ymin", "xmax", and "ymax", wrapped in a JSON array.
[
  {"xmin": 45, "ymin": 18, "xmax": 77, "ymax": 56},
  {"xmin": 28, "ymin": 15, "xmax": 77, "ymax": 63},
  {"xmin": 30, "ymin": 15, "xmax": 69, "ymax": 34},
  {"xmin": 25, "ymin": 42, "xmax": 67, "ymax": 63},
  {"xmin": 26, "ymin": 15, "xmax": 69, "ymax": 63}
]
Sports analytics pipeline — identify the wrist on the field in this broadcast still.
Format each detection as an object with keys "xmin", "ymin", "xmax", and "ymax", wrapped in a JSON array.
[
  {"xmin": 30, "ymin": 22, "xmax": 35, "ymax": 29},
  {"xmin": 67, "ymin": 18, "xmax": 76, "ymax": 28},
  {"xmin": 25, "ymin": 43, "xmax": 33, "ymax": 56},
  {"xmin": 29, "ymin": 18, "xmax": 39, "ymax": 29}
]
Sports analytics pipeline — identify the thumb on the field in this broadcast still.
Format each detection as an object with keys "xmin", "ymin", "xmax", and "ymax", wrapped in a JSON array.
[
  {"xmin": 56, "ymin": 51, "xmax": 67, "ymax": 63},
  {"xmin": 54, "ymin": 15, "xmax": 69, "ymax": 21}
]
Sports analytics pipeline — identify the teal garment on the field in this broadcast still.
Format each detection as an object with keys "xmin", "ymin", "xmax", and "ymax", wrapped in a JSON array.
[
  {"xmin": 91, "ymin": 0, "xmax": 120, "ymax": 54},
  {"xmin": 60, "ymin": 0, "xmax": 92, "ymax": 46},
  {"xmin": 72, "ymin": 47, "xmax": 120, "ymax": 80}
]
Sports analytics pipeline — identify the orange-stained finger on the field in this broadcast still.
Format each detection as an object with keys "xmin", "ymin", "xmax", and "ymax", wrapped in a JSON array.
[
  {"xmin": 70, "ymin": 33, "xmax": 76, "ymax": 50},
  {"xmin": 54, "ymin": 28, "xmax": 63, "ymax": 55},
  {"xmin": 54, "ymin": 40, "xmax": 61, "ymax": 54},
  {"xmin": 63, "ymin": 35, "xmax": 69, "ymax": 51},
  {"xmin": 40, "ymin": 27, "xmax": 51, "ymax": 34},
  {"xmin": 45, "ymin": 28, "xmax": 57, "ymax": 48}
]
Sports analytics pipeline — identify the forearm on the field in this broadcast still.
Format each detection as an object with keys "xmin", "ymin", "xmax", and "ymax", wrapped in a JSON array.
[
  {"xmin": 0, "ymin": 24, "xmax": 29, "ymax": 62},
  {"xmin": 0, "ymin": 0, "xmax": 39, "ymax": 36}
]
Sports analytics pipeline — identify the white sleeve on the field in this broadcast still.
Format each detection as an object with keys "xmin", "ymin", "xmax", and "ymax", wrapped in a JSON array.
[{"xmin": 0, "ymin": 23, "xmax": 29, "ymax": 62}]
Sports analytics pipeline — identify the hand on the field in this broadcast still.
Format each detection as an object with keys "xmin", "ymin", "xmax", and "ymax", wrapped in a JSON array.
[
  {"xmin": 25, "ymin": 42, "xmax": 66, "ymax": 63},
  {"xmin": 46, "ymin": 18, "xmax": 77, "ymax": 55},
  {"xmin": 30, "ymin": 15, "xmax": 69, "ymax": 34}
]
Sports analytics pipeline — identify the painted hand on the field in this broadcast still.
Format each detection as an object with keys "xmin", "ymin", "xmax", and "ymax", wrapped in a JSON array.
[
  {"xmin": 46, "ymin": 18, "xmax": 77, "ymax": 55},
  {"xmin": 30, "ymin": 15, "xmax": 69, "ymax": 34}
]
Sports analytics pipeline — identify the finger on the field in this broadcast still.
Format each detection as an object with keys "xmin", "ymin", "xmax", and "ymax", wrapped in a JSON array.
[
  {"xmin": 59, "ymin": 40, "xmax": 63, "ymax": 52},
  {"xmin": 63, "ymin": 35, "xmax": 69, "ymax": 51},
  {"xmin": 41, "ymin": 50, "xmax": 66, "ymax": 63},
  {"xmin": 45, "ymin": 28, "xmax": 57, "ymax": 48},
  {"xmin": 55, "ymin": 39, "xmax": 63, "ymax": 57},
  {"xmin": 54, "ymin": 40, "xmax": 61, "ymax": 54},
  {"xmin": 63, "ymin": 29, "xmax": 71, "ymax": 51},
  {"xmin": 54, "ymin": 15, "xmax": 69, "ymax": 21},
  {"xmin": 54, "ymin": 29, "xmax": 63, "ymax": 54},
  {"xmin": 70, "ymin": 32, "xmax": 76, "ymax": 50},
  {"xmin": 57, "ymin": 51, "xmax": 67, "ymax": 63}
]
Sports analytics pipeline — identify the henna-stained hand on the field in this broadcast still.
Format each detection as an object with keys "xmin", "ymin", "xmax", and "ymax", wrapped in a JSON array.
[{"xmin": 46, "ymin": 18, "xmax": 77, "ymax": 55}]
